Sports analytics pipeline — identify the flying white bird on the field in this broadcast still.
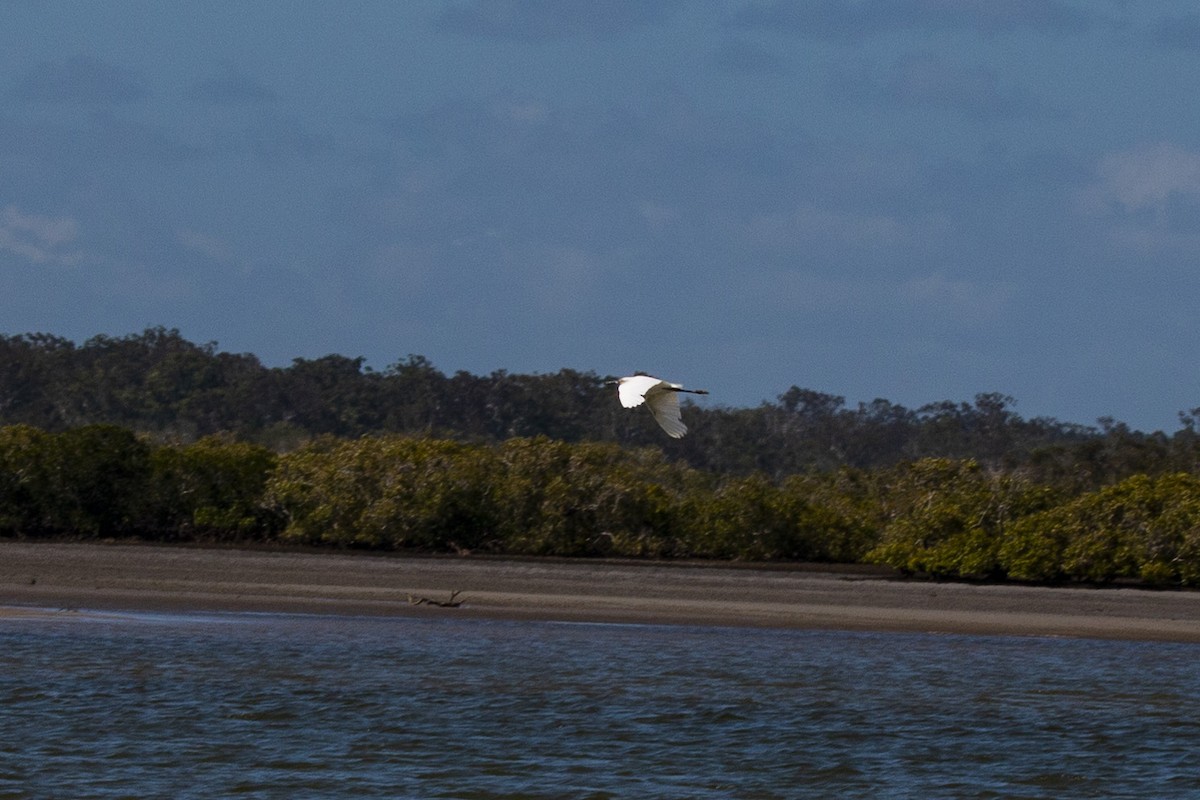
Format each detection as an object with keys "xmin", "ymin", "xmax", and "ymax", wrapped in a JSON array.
[{"xmin": 606, "ymin": 374, "xmax": 709, "ymax": 438}]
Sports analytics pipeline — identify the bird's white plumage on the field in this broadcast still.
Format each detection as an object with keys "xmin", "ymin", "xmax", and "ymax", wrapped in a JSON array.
[
  {"xmin": 609, "ymin": 374, "xmax": 706, "ymax": 438},
  {"xmin": 615, "ymin": 374, "xmax": 669, "ymax": 408},
  {"xmin": 645, "ymin": 389, "xmax": 687, "ymax": 438}
]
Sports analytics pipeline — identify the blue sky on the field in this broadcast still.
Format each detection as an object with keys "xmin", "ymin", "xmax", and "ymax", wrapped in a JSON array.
[{"xmin": 3, "ymin": 1, "xmax": 1200, "ymax": 431}]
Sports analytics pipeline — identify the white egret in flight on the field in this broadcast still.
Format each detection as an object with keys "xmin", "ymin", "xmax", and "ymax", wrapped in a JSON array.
[{"xmin": 606, "ymin": 374, "xmax": 709, "ymax": 438}]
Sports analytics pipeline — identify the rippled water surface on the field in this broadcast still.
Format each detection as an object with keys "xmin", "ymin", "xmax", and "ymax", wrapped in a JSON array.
[{"xmin": 2, "ymin": 610, "xmax": 1198, "ymax": 799}]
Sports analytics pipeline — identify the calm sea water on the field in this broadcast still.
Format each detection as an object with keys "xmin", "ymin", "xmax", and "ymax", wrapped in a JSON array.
[{"xmin": 1, "ymin": 610, "xmax": 1197, "ymax": 799}]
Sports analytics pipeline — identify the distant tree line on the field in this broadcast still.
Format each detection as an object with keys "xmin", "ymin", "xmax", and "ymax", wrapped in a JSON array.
[{"xmin": 4, "ymin": 327, "xmax": 1200, "ymax": 489}]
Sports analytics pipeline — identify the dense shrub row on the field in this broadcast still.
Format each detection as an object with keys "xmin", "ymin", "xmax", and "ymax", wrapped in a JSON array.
[
  {"xmin": 5, "ymin": 424, "xmax": 1200, "ymax": 586},
  {"xmin": 263, "ymin": 435, "xmax": 870, "ymax": 561},
  {"xmin": 867, "ymin": 460, "xmax": 1200, "ymax": 585},
  {"xmin": 0, "ymin": 424, "xmax": 279, "ymax": 541}
]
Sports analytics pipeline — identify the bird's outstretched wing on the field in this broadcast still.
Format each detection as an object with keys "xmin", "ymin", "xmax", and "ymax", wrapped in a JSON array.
[
  {"xmin": 645, "ymin": 389, "xmax": 687, "ymax": 438},
  {"xmin": 616, "ymin": 374, "xmax": 661, "ymax": 408}
]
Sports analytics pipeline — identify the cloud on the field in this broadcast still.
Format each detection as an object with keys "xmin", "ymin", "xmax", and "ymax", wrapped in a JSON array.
[
  {"xmin": 436, "ymin": 0, "xmax": 681, "ymax": 40},
  {"xmin": 379, "ymin": 90, "xmax": 825, "ymax": 247},
  {"xmin": 0, "ymin": 111, "xmax": 203, "ymax": 172},
  {"xmin": 638, "ymin": 201, "xmax": 681, "ymax": 227},
  {"xmin": 1149, "ymin": 13, "xmax": 1200, "ymax": 50},
  {"xmin": 882, "ymin": 52, "xmax": 1054, "ymax": 120},
  {"xmin": 790, "ymin": 204, "xmax": 908, "ymax": 245},
  {"xmin": 732, "ymin": 268, "xmax": 1012, "ymax": 325},
  {"xmin": 519, "ymin": 244, "xmax": 603, "ymax": 313},
  {"xmin": 712, "ymin": 39, "xmax": 786, "ymax": 75},
  {"xmin": 243, "ymin": 114, "xmax": 335, "ymax": 163},
  {"xmin": 732, "ymin": 0, "xmax": 1095, "ymax": 40},
  {"xmin": 737, "ymin": 202, "xmax": 945, "ymax": 254},
  {"xmin": 11, "ymin": 55, "xmax": 147, "ymax": 105},
  {"xmin": 188, "ymin": 64, "xmax": 279, "ymax": 107},
  {"xmin": 899, "ymin": 273, "xmax": 1015, "ymax": 320},
  {"xmin": 1082, "ymin": 142, "xmax": 1200, "ymax": 215},
  {"xmin": 1078, "ymin": 142, "xmax": 1200, "ymax": 253},
  {"xmin": 0, "ymin": 205, "xmax": 84, "ymax": 265},
  {"xmin": 177, "ymin": 229, "xmax": 234, "ymax": 263}
]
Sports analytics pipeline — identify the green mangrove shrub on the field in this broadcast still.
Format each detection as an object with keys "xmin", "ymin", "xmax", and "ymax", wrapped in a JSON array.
[
  {"xmin": 0, "ymin": 424, "xmax": 155, "ymax": 537},
  {"xmin": 1000, "ymin": 472, "xmax": 1200, "ymax": 585},
  {"xmin": 148, "ymin": 435, "xmax": 281, "ymax": 539},
  {"xmin": 867, "ymin": 458, "xmax": 1057, "ymax": 577},
  {"xmin": 0, "ymin": 425, "xmax": 52, "ymax": 536},
  {"xmin": 266, "ymin": 435, "xmax": 498, "ymax": 550},
  {"xmin": 491, "ymin": 437, "xmax": 690, "ymax": 556}
]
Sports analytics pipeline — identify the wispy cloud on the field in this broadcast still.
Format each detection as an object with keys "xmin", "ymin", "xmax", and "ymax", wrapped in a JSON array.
[
  {"xmin": 882, "ymin": 52, "xmax": 1055, "ymax": 120},
  {"xmin": 1082, "ymin": 142, "xmax": 1200, "ymax": 215},
  {"xmin": 732, "ymin": 0, "xmax": 1095, "ymax": 40},
  {"xmin": 177, "ymin": 229, "xmax": 233, "ymax": 263},
  {"xmin": 0, "ymin": 205, "xmax": 84, "ymax": 265},
  {"xmin": 712, "ymin": 39, "xmax": 786, "ymax": 75},
  {"xmin": 243, "ymin": 114, "xmax": 335, "ymax": 163},
  {"xmin": 1149, "ymin": 13, "xmax": 1200, "ymax": 50},
  {"xmin": 11, "ymin": 55, "xmax": 147, "ymax": 105},
  {"xmin": 738, "ymin": 203, "xmax": 947, "ymax": 254},
  {"xmin": 1079, "ymin": 142, "xmax": 1200, "ymax": 252},
  {"xmin": 732, "ymin": 268, "xmax": 1012, "ymax": 324},
  {"xmin": 188, "ymin": 64, "xmax": 278, "ymax": 107},
  {"xmin": 899, "ymin": 273, "xmax": 1015, "ymax": 320},
  {"xmin": 519, "ymin": 244, "xmax": 602, "ymax": 313},
  {"xmin": 436, "ymin": 0, "xmax": 681, "ymax": 41}
]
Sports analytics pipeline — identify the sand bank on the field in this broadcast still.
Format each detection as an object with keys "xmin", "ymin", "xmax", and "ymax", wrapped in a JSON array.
[{"xmin": 2, "ymin": 541, "xmax": 1199, "ymax": 641}]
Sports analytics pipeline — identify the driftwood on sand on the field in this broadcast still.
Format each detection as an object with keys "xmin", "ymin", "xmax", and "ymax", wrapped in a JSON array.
[{"xmin": 407, "ymin": 590, "xmax": 463, "ymax": 608}]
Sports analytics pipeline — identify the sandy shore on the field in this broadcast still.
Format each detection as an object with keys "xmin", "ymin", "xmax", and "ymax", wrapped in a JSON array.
[{"xmin": 2, "ymin": 540, "xmax": 1200, "ymax": 641}]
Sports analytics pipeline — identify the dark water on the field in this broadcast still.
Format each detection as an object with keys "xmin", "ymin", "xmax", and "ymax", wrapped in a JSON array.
[{"xmin": 1, "ymin": 611, "xmax": 1198, "ymax": 799}]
